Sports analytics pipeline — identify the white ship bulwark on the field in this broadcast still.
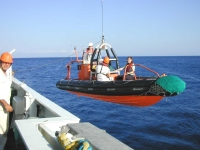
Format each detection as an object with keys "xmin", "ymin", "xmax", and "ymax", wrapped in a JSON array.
[{"xmin": 6, "ymin": 77, "xmax": 133, "ymax": 150}]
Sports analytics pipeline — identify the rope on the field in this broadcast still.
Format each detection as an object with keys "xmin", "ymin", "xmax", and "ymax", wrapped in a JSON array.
[{"xmin": 65, "ymin": 79, "xmax": 137, "ymax": 87}]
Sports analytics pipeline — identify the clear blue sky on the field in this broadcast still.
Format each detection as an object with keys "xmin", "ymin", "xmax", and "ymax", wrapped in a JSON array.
[{"xmin": 0, "ymin": 0, "xmax": 200, "ymax": 58}]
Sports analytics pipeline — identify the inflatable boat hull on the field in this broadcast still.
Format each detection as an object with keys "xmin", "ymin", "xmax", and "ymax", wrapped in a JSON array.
[{"xmin": 56, "ymin": 78, "xmax": 164, "ymax": 107}]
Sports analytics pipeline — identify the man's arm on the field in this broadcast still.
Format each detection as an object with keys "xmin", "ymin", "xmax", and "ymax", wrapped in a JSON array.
[{"xmin": 0, "ymin": 99, "xmax": 13, "ymax": 112}]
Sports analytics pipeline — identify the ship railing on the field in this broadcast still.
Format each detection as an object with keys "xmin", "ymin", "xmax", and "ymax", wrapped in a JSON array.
[{"xmin": 65, "ymin": 59, "xmax": 83, "ymax": 80}]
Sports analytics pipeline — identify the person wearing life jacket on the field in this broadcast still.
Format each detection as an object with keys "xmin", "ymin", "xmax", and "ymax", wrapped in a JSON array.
[
  {"xmin": 117, "ymin": 56, "xmax": 135, "ymax": 80},
  {"xmin": 96, "ymin": 56, "xmax": 113, "ymax": 81},
  {"xmin": 83, "ymin": 42, "xmax": 94, "ymax": 64},
  {"xmin": 0, "ymin": 52, "xmax": 13, "ymax": 150}
]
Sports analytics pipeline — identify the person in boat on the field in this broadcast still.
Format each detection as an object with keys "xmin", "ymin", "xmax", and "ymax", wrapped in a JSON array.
[
  {"xmin": 116, "ymin": 56, "xmax": 135, "ymax": 80},
  {"xmin": 96, "ymin": 56, "xmax": 113, "ymax": 81},
  {"xmin": 83, "ymin": 42, "xmax": 94, "ymax": 64},
  {"xmin": 0, "ymin": 52, "xmax": 13, "ymax": 150}
]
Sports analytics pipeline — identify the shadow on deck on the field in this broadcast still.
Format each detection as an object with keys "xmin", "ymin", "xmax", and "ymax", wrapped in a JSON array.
[{"xmin": 4, "ymin": 128, "xmax": 26, "ymax": 150}]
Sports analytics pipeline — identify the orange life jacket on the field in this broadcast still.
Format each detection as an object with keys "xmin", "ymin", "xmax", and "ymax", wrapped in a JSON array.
[{"xmin": 125, "ymin": 63, "xmax": 134, "ymax": 73}]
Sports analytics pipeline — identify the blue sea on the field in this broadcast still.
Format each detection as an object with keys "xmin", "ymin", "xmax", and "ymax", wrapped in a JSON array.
[{"xmin": 13, "ymin": 56, "xmax": 200, "ymax": 150}]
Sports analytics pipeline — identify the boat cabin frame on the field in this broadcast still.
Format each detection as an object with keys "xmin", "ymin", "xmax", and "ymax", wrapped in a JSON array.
[{"xmin": 65, "ymin": 42, "xmax": 160, "ymax": 81}]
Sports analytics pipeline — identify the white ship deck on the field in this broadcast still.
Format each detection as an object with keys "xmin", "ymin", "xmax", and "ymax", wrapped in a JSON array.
[{"xmin": 5, "ymin": 77, "xmax": 133, "ymax": 150}]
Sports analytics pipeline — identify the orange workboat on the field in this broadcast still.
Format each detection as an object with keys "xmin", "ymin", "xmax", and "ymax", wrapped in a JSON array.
[{"xmin": 56, "ymin": 38, "xmax": 186, "ymax": 107}]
